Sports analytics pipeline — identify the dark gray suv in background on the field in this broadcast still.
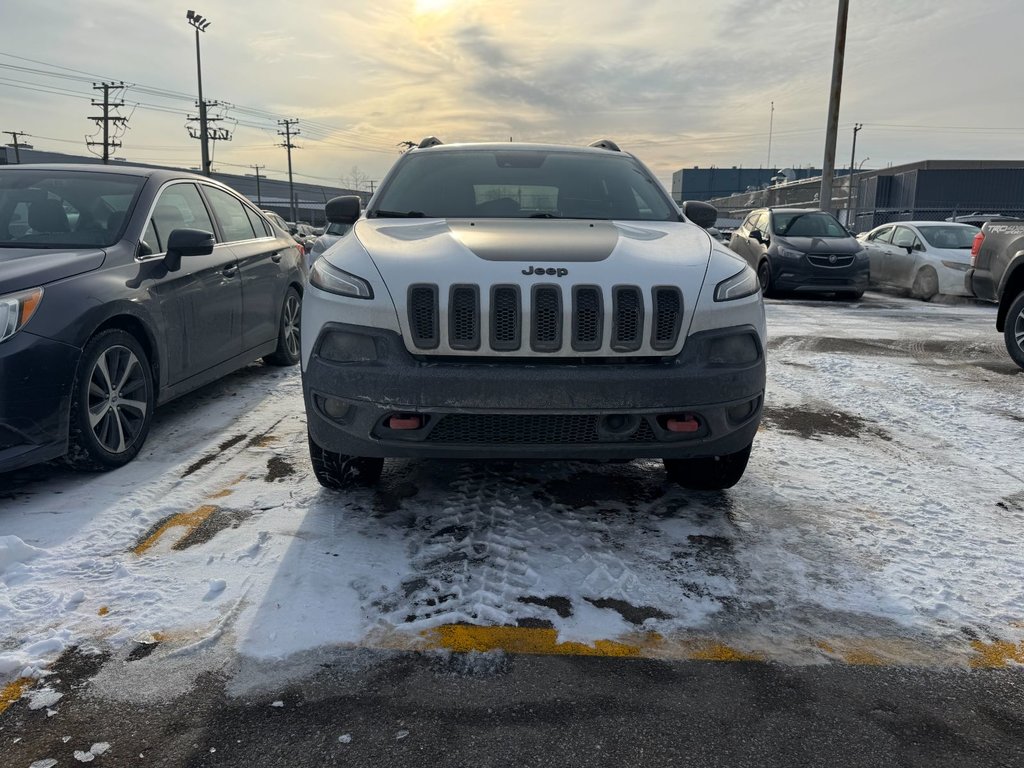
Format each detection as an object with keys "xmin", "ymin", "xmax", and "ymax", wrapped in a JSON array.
[
  {"xmin": 728, "ymin": 207, "xmax": 868, "ymax": 299},
  {"xmin": 0, "ymin": 165, "xmax": 304, "ymax": 473}
]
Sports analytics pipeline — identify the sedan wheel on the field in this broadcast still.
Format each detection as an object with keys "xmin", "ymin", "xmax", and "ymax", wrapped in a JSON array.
[
  {"xmin": 67, "ymin": 329, "xmax": 154, "ymax": 470},
  {"xmin": 1004, "ymin": 290, "xmax": 1024, "ymax": 370},
  {"xmin": 264, "ymin": 287, "xmax": 302, "ymax": 366}
]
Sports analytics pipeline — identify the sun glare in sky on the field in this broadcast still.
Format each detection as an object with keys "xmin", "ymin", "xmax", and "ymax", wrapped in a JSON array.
[{"xmin": 414, "ymin": 0, "xmax": 455, "ymax": 14}]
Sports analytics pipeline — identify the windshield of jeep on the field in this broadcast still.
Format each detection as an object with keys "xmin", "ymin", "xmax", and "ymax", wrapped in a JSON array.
[{"xmin": 370, "ymin": 149, "xmax": 679, "ymax": 222}]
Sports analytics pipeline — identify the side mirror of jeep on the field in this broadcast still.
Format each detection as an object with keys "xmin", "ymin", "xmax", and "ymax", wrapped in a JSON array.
[
  {"xmin": 325, "ymin": 195, "xmax": 362, "ymax": 225},
  {"xmin": 683, "ymin": 200, "xmax": 718, "ymax": 230}
]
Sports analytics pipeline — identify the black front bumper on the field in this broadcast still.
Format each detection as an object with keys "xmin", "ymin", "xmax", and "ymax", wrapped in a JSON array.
[
  {"xmin": 772, "ymin": 254, "xmax": 869, "ymax": 293},
  {"xmin": 0, "ymin": 331, "xmax": 79, "ymax": 473},
  {"xmin": 303, "ymin": 323, "xmax": 765, "ymax": 460}
]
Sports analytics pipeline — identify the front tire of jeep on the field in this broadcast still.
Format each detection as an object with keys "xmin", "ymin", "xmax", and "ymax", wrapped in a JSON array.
[
  {"xmin": 308, "ymin": 431, "xmax": 384, "ymax": 489},
  {"xmin": 1004, "ymin": 289, "xmax": 1024, "ymax": 370},
  {"xmin": 664, "ymin": 443, "xmax": 753, "ymax": 490}
]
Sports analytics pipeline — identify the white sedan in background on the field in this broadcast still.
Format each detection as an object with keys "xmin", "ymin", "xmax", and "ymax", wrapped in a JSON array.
[{"xmin": 856, "ymin": 221, "xmax": 978, "ymax": 300}]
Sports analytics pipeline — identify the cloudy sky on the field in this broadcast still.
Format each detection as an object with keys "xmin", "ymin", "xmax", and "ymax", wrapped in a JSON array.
[{"xmin": 2, "ymin": 0, "xmax": 1022, "ymax": 190}]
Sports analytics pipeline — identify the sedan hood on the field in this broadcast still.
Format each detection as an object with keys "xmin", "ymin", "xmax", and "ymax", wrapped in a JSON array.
[
  {"xmin": 775, "ymin": 235, "xmax": 862, "ymax": 254},
  {"xmin": 0, "ymin": 247, "xmax": 106, "ymax": 295},
  {"xmin": 350, "ymin": 218, "xmax": 712, "ymax": 288}
]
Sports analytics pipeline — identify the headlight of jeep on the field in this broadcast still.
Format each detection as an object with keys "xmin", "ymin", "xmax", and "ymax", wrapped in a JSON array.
[
  {"xmin": 777, "ymin": 246, "xmax": 804, "ymax": 259},
  {"xmin": 714, "ymin": 265, "xmax": 759, "ymax": 302},
  {"xmin": 0, "ymin": 287, "xmax": 44, "ymax": 343},
  {"xmin": 707, "ymin": 333, "xmax": 760, "ymax": 365},
  {"xmin": 310, "ymin": 259, "xmax": 373, "ymax": 299}
]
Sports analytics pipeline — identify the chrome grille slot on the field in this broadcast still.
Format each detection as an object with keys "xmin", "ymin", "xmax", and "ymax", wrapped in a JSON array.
[
  {"xmin": 572, "ymin": 286, "xmax": 602, "ymax": 351},
  {"xmin": 448, "ymin": 285, "xmax": 480, "ymax": 350},
  {"xmin": 408, "ymin": 284, "xmax": 439, "ymax": 349},
  {"xmin": 612, "ymin": 286, "xmax": 643, "ymax": 351},
  {"xmin": 651, "ymin": 287, "xmax": 683, "ymax": 350},
  {"xmin": 490, "ymin": 285, "xmax": 521, "ymax": 351},
  {"xmin": 808, "ymin": 253, "xmax": 855, "ymax": 268},
  {"xmin": 531, "ymin": 285, "xmax": 562, "ymax": 352}
]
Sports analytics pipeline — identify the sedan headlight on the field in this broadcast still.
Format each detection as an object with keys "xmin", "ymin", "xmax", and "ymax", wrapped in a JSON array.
[
  {"xmin": 309, "ymin": 259, "xmax": 374, "ymax": 299},
  {"xmin": 940, "ymin": 260, "xmax": 970, "ymax": 272},
  {"xmin": 714, "ymin": 265, "xmax": 759, "ymax": 302},
  {"xmin": 777, "ymin": 246, "xmax": 804, "ymax": 259},
  {"xmin": 0, "ymin": 287, "xmax": 44, "ymax": 343}
]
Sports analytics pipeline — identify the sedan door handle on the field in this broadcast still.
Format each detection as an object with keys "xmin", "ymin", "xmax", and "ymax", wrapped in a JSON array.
[
  {"xmin": 222, "ymin": 265, "xmax": 238, "ymax": 278},
  {"xmin": 271, "ymin": 251, "xmax": 283, "ymax": 263}
]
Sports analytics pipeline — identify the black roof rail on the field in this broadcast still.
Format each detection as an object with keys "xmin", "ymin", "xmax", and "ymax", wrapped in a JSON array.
[
  {"xmin": 588, "ymin": 139, "xmax": 621, "ymax": 152},
  {"xmin": 418, "ymin": 136, "xmax": 444, "ymax": 149}
]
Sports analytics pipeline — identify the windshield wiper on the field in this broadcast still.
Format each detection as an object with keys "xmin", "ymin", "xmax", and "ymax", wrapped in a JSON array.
[
  {"xmin": 528, "ymin": 212, "xmax": 561, "ymax": 218},
  {"xmin": 374, "ymin": 210, "xmax": 426, "ymax": 218}
]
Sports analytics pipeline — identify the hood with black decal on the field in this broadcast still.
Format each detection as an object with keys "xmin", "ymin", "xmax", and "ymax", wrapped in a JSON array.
[
  {"xmin": 0, "ymin": 247, "xmax": 107, "ymax": 295},
  {"xmin": 346, "ymin": 218, "xmax": 712, "ymax": 290}
]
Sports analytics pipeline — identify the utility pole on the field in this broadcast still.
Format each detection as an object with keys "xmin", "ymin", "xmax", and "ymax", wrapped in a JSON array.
[
  {"xmin": 4, "ymin": 130, "xmax": 28, "ymax": 163},
  {"xmin": 819, "ymin": 0, "xmax": 850, "ymax": 214},
  {"xmin": 278, "ymin": 118, "xmax": 300, "ymax": 222},
  {"xmin": 368, "ymin": 180, "xmax": 376, "ymax": 195},
  {"xmin": 86, "ymin": 82, "xmax": 127, "ymax": 163},
  {"xmin": 846, "ymin": 122, "xmax": 863, "ymax": 226},
  {"xmin": 767, "ymin": 101, "xmax": 775, "ymax": 172},
  {"xmin": 250, "ymin": 164, "xmax": 265, "ymax": 207}
]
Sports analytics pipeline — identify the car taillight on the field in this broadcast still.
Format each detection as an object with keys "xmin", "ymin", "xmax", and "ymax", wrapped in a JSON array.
[{"xmin": 970, "ymin": 231, "xmax": 984, "ymax": 266}]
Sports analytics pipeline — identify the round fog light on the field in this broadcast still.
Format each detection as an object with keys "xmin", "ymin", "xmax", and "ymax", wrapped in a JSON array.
[{"xmin": 321, "ymin": 397, "xmax": 351, "ymax": 420}]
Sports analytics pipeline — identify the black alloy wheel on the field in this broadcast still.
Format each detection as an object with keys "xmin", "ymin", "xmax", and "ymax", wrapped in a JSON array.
[
  {"xmin": 757, "ymin": 261, "xmax": 773, "ymax": 297},
  {"xmin": 67, "ymin": 329, "xmax": 154, "ymax": 470},
  {"xmin": 1005, "ymin": 290, "xmax": 1024, "ymax": 370}
]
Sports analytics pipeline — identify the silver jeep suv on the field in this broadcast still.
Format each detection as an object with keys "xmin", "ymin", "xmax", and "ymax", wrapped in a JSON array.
[{"xmin": 300, "ymin": 138, "xmax": 766, "ymax": 490}]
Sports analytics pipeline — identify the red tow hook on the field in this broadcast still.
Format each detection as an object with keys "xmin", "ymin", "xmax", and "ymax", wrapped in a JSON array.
[
  {"xmin": 386, "ymin": 413, "xmax": 423, "ymax": 430},
  {"xmin": 665, "ymin": 415, "xmax": 700, "ymax": 433}
]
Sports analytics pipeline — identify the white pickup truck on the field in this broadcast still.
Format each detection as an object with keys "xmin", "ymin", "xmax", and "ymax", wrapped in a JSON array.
[{"xmin": 300, "ymin": 139, "xmax": 766, "ymax": 491}]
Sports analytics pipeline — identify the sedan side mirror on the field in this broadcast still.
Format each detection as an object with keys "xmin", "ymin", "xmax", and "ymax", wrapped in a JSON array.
[
  {"xmin": 682, "ymin": 200, "xmax": 718, "ymax": 230},
  {"xmin": 326, "ymin": 195, "xmax": 362, "ymax": 225},
  {"xmin": 750, "ymin": 228, "xmax": 767, "ymax": 245},
  {"xmin": 164, "ymin": 228, "xmax": 215, "ymax": 271}
]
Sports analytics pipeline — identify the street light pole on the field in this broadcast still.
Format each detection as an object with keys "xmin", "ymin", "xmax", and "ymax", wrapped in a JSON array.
[
  {"xmin": 186, "ymin": 10, "xmax": 212, "ymax": 176},
  {"xmin": 846, "ymin": 122, "xmax": 863, "ymax": 227}
]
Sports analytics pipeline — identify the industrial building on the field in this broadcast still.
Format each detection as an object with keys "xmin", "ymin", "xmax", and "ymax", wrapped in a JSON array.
[
  {"xmin": 672, "ymin": 166, "xmax": 852, "ymax": 203},
  {"xmin": 0, "ymin": 146, "xmax": 367, "ymax": 225},
  {"xmin": 704, "ymin": 159, "xmax": 1024, "ymax": 231}
]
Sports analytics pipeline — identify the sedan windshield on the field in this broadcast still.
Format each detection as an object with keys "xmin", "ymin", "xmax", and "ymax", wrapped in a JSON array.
[
  {"xmin": 0, "ymin": 169, "xmax": 145, "ymax": 249},
  {"xmin": 916, "ymin": 225, "xmax": 978, "ymax": 249},
  {"xmin": 371, "ymin": 149, "xmax": 679, "ymax": 221},
  {"xmin": 772, "ymin": 211, "xmax": 849, "ymax": 238}
]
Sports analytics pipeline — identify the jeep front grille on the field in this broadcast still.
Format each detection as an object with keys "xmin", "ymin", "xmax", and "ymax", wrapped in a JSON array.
[
  {"xmin": 409, "ymin": 285, "xmax": 439, "ymax": 349},
  {"xmin": 406, "ymin": 282, "xmax": 683, "ymax": 355}
]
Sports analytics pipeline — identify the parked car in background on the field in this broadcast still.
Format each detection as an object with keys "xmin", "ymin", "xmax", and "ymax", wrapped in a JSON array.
[
  {"xmin": 947, "ymin": 212, "xmax": 1021, "ymax": 228},
  {"xmin": 728, "ymin": 207, "xmax": 868, "ymax": 298},
  {"xmin": 306, "ymin": 220, "xmax": 353, "ymax": 264},
  {"xmin": 857, "ymin": 222, "xmax": 978, "ymax": 300},
  {"xmin": 967, "ymin": 220, "xmax": 1024, "ymax": 368},
  {"xmin": 0, "ymin": 165, "xmax": 304, "ymax": 473}
]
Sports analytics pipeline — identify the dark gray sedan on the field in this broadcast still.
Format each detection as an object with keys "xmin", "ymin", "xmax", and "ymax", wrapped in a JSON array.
[{"xmin": 0, "ymin": 165, "xmax": 304, "ymax": 473}]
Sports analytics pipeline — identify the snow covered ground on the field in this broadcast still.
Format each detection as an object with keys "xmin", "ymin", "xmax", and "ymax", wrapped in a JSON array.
[{"xmin": 1, "ymin": 293, "xmax": 1022, "ymax": 691}]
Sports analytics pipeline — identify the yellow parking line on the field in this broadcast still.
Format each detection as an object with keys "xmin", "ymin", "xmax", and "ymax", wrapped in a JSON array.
[
  {"xmin": 132, "ymin": 505, "xmax": 218, "ymax": 556},
  {"xmin": 970, "ymin": 640, "xmax": 1024, "ymax": 669},
  {"xmin": 429, "ymin": 624, "xmax": 651, "ymax": 658},
  {"xmin": 0, "ymin": 678, "xmax": 30, "ymax": 717}
]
